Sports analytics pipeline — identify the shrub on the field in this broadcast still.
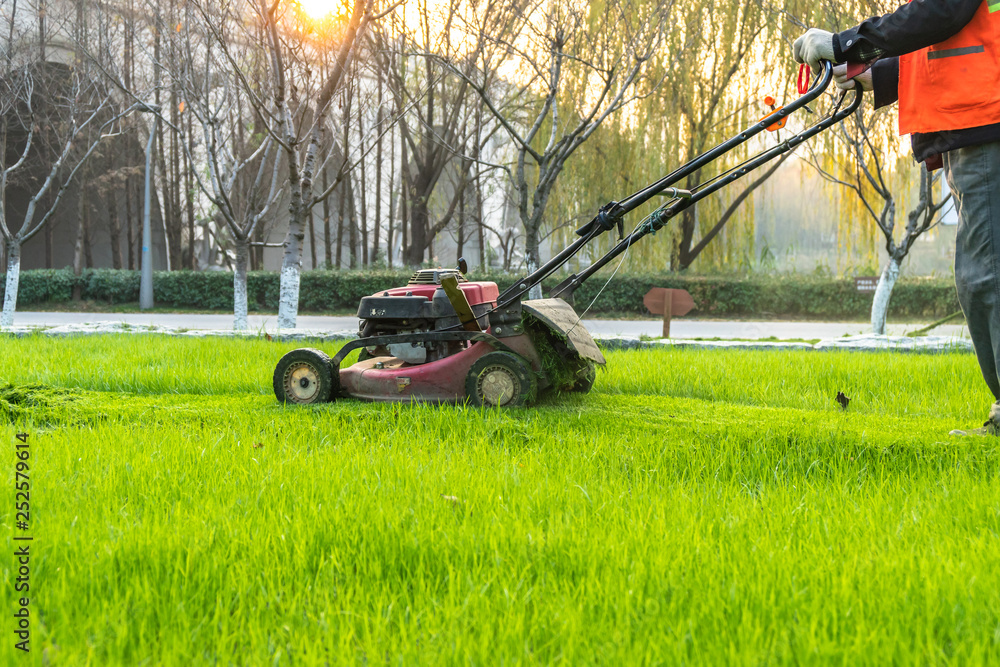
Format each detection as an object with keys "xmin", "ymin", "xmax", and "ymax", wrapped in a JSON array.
[{"xmin": 0, "ymin": 268, "xmax": 961, "ymax": 319}]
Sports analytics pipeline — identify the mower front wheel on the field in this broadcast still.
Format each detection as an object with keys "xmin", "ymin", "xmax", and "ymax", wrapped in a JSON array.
[
  {"xmin": 273, "ymin": 348, "xmax": 337, "ymax": 404},
  {"xmin": 465, "ymin": 352, "xmax": 537, "ymax": 408}
]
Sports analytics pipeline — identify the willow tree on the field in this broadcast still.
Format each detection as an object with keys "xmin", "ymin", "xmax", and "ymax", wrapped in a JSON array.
[
  {"xmin": 538, "ymin": 0, "xmax": 814, "ymax": 275},
  {"xmin": 651, "ymin": 0, "xmax": 800, "ymax": 271}
]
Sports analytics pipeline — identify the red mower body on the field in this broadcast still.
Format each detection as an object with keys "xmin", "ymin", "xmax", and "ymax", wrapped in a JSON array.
[{"xmin": 339, "ymin": 332, "xmax": 544, "ymax": 403}]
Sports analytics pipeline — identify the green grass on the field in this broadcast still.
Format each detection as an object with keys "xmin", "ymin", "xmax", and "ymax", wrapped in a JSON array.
[{"xmin": 2, "ymin": 335, "xmax": 1000, "ymax": 665}]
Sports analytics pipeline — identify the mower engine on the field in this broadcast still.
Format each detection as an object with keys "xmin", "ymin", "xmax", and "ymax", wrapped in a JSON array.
[{"xmin": 356, "ymin": 268, "xmax": 497, "ymax": 365}]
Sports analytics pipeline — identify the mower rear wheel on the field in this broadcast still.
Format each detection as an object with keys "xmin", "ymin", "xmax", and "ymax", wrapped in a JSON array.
[
  {"xmin": 465, "ymin": 352, "xmax": 537, "ymax": 408},
  {"xmin": 273, "ymin": 348, "xmax": 336, "ymax": 404}
]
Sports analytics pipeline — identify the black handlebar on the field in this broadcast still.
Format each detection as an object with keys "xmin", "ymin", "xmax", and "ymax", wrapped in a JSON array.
[
  {"xmin": 497, "ymin": 60, "xmax": 856, "ymax": 308},
  {"xmin": 497, "ymin": 61, "xmax": 862, "ymax": 308}
]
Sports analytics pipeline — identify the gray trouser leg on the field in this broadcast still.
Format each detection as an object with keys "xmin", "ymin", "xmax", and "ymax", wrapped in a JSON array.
[{"xmin": 946, "ymin": 140, "xmax": 1000, "ymax": 402}]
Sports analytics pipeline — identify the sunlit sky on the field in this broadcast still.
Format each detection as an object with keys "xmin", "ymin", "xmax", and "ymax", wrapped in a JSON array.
[{"xmin": 297, "ymin": 0, "xmax": 341, "ymax": 20}]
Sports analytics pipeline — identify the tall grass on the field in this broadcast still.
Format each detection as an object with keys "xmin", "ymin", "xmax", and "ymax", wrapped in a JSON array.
[{"xmin": 1, "ymin": 335, "xmax": 998, "ymax": 664}]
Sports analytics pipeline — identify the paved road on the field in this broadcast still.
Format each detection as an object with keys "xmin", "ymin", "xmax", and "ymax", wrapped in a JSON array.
[{"xmin": 11, "ymin": 311, "xmax": 970, "ymax": 340}]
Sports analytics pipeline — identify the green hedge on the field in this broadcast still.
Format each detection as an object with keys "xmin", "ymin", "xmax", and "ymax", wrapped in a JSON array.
[{"xmin": 0, "ymin": 268, "xmax": 961, "ymax": 319}]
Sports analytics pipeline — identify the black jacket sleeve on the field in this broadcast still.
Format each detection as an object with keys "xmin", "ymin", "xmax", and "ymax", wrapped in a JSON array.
[
  {"xmin": 833, "ymin": 0, "xmax": 983, "ymax": 63},
  {"xmin": 871, "ymin": 58, "xmax": 900, "ymax": 109}
]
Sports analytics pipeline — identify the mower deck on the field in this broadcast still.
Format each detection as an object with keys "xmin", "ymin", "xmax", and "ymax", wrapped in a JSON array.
[{"xmin": 339, "ymin": 332, "xmax": 546, "ymax": 404}]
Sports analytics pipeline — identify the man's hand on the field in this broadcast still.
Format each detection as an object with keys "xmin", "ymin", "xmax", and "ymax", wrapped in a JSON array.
[
  {"xmin": 832, "ymin": 63, "xmax": 873, "ymax": 91},
  {"xmin": 793, "ymin": 28, "xmax": 835, "ymax": 72}
]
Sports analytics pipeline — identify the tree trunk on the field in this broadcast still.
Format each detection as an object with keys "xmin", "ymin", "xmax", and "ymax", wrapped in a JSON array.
[
  {"xmin": 185, "ymin": 111, "xmax": 196, "ymax": 270},
  {"xmin": 168, "ymin": 87, "xmax": 183, "ymax": 271},
  {"xmin": 108, "ymin": 195, "xmax": 122, "ymax": 270},
  {"xmin": 308, "ymin": 206, "xmax": 317, "ymax": 270},
  {"xmin": 82, "ymin": 196, "xmax": 93, "ymax": 269},
  {"xmin": 406, "ymin": 196, "xmax": 428, "ymax": 266},
  {"xmin": 71, "ymin": 209, "xmax": 86, "ymax": 301},
  {"xmin": 335, "ymin": 182, "xmax": 345, "ymax": 268},
  {"xmin": 524, "ymin": 216, "xmax": 542, "ymax": 300},
  {"xmin": 276, "ymin": 107, "xmax": 310, "ymax": 328},
  {"xmin": 401, "ymin": 139, "xmax": 409, "ymax": 263},
  {"xmin": 234, "ymin": 238, "xmax": 250, "ymax": 330},
  {"xmin": 871, "ymin": 256, "xmax": 900, "ymax": 336},
  {"xmin": 373, "ymin": 79, "xmax": 383, "ymax": 265},
  {"xmin": 1, "ymin": 240, "xmax": 21, "ymax": 327},
  {"xmin": 322, "ymin": 166, "xmax": 332, "ymax": 268},
  {"xmin": 347, "ymin": 178, "xmax": 358, "ymax": 269},
  {"xmin": 126, "ymin": 176, "xmax": 136, "ymax": 270},
  {"xmin": 277, "ymin": 201, "xmax": 305, "ymax": 328},
  {"xmin": 358, "ymin": 92, "xmax": 368, "ymax": 267},
  {"xmin": 457, "ymin": 188, "xmax": 464, "ymax": 264}
]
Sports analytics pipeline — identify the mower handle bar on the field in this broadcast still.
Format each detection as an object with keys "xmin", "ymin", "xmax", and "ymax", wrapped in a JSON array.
[
  {"xmin": 497, "ymin": 60, "xmax": 843, "ymax": 308},
  {"xmin": 557, "ymin": 85, "xmax": 864, "ymax": 294}
]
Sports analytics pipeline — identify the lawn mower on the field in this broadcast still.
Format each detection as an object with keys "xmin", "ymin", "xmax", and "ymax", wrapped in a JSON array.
[{"xmin": 273, "ymin": 62, "xmax": 861, "ymax": 408}]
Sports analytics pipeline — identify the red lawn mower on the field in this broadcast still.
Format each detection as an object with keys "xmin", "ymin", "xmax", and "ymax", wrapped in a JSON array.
[{"xmin": 273, "ymin": 63, "xmax": 860, "ymax": 408}]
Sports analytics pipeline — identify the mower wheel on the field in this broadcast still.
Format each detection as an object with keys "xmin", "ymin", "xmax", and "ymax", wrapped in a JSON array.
[
  {"xmin": 570, "ymin": 359, "xmax": 597, "ymax": 393},
  {"xmin": 465, "ymin": 352, "xmax": 537, "ymax": 408},
  {"xmin": 273, "ymin": 348, "xmax": 337, "ymax": 404}
]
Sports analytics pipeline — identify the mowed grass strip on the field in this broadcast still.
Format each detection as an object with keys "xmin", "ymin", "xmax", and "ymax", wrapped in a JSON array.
[{"xmin": 1, "ymin": 334, "xmax": 999, "ymax": 665}]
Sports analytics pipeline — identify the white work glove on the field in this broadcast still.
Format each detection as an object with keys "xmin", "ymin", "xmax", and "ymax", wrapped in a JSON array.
[
  {"xmin": 793, "ymin": 28, "xmax": 836, "ymax": 73},
  {"xmin": 832, "ymin": 63, "xmax": 873, "ymax": 91}
]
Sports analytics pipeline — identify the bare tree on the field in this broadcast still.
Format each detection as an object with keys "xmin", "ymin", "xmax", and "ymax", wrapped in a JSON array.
[
  {"xmin": 183, "ymin": 70, "xmax": 284, "ymax": 328},
  {"xmin": 1, "ymin": 28, "xmax": 133, "ymax": 326},
  {"xmin": 179, "ymin": 0, "xmax": 398, "ymax": 327},
  {"xmin": 162, "ymin": 1, "xmax": 285, "ymax": 329},
  {"xmin": 443, "ymin": 0, "xmax": 671, "ymax": 294},
  {"xmin": 258, "ymin": 0, "xmax": 390, "ymax": 327},
  {"xmin": 382, "ymin": 0, "xmax": 500, "ymax": 267},
  {"xmin": 808, "ymin": 107, "xmax": 950, "ymax": 334}
]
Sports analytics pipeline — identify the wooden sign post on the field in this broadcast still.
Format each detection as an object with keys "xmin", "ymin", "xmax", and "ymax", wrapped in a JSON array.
[{"xmin": 643, "ymin": 288, "xmax": 695, "ymax": 338}]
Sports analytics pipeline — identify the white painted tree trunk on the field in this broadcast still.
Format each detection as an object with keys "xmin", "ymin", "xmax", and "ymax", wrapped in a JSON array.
[
  {"xmin": 1, "ymin": 240, "xmax": 21, "ymax": 328},
  {"xmin": 277, "ymin": 263, "xmax": 301, "ymax": 330},
  {"xmin": 525, "ymin": 257, "xmax": 543, "ymax": 300},
  {"xmin": 277, "ymin": 193, "xmax": 306, "ymax": 329},
  {"xmin": 871, "ymin": 256, "xmax": 900, "ymax": 335},
  {"xmin": 233, "ymin": 240, "xmax": 250, "ymax": 331}
]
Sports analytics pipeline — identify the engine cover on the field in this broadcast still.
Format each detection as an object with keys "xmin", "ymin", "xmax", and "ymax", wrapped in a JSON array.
[{"xmin": 356, "ymin": 269, "xmax": 501, "ymax": 363}]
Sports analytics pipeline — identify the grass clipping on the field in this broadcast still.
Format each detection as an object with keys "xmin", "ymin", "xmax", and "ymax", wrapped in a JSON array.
[
  {"xmin": 524, "ymin": 314, "xmax": 590, "ymax": 392},
  {"xmin": 0, "ymin": 383, "xmax": 83, "ymax": 423}
]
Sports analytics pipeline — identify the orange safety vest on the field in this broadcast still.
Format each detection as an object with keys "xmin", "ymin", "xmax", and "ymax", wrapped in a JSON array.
[{"xmin": 898, "ymin": 0, "xmax": 1000, "ymax": 135}]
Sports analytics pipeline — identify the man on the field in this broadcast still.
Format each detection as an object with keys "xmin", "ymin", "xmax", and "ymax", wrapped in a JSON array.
[{"xmin": 793, "ymin": 0, "xmax": 1000, "ymax": 435}]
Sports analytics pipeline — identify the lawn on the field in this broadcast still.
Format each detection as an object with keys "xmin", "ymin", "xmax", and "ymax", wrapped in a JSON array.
[{"xmin": 2, "ymin": 335, "xmax": 999, "ymax": 665}]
